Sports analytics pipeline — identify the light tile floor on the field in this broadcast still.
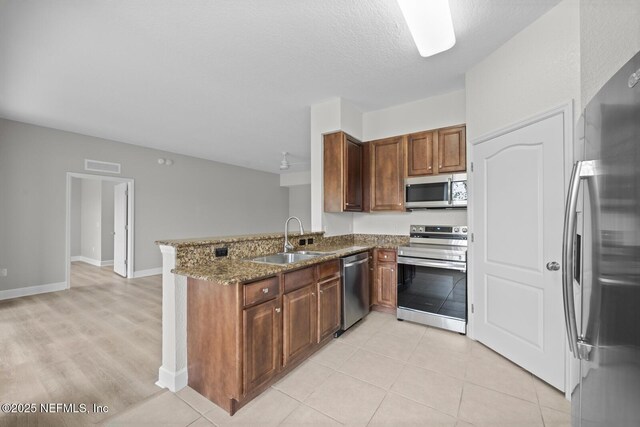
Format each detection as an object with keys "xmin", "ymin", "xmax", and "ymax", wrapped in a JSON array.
[{"xmin": 104, "ymin": 311, "xmax": 571, "ymax": 426}]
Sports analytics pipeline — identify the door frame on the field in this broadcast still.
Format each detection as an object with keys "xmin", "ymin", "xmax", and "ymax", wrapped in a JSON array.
[
  {"xmin": 467, "ymin": 101, "xmax": 574, "ymax": 392},
  {"xmin": 65, "ymin": 172, "xmax": 135, "ymax": 286}
]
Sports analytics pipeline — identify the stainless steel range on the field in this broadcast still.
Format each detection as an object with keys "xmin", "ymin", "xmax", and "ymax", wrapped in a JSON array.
[{"xmin": 397, "ymin": 225, "xmax": 468, "ymax": 333}]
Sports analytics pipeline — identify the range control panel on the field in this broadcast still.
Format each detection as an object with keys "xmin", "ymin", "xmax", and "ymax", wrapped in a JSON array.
[{"xmin": 410, "ymin": 225, "xmax": 468, "ymax": 235}]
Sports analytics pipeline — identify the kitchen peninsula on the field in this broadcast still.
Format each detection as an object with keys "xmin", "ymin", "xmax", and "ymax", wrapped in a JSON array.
[{"xmin": 156, "ymin": 231, "xmax": 408, "ymax": 414}]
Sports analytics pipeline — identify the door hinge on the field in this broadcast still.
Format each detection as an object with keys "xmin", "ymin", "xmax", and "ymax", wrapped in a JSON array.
[
  {"xmin": 470, "ymin": 162, "xmax": 474, "ymax": 172},
  {"xmin": 125, "ymin": 189, "xmax": 129, "ymax": 197},
  {"xmin": 471, "ymin": 304, "xmax": 475, "ymax": 314},
  {"xmin": 125, "ymin": 225, "xmax": 128, "ymax": 231},
  {"xmin": 471, "ymin": 233, "xmax": 474, "ymax": 242},
  {"xmin": 124, "ymin": 259, "xmax": 127, "ymax": 266}
]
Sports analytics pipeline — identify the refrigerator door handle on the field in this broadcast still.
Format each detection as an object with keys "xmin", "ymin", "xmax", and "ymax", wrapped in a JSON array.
[{"xmin": 562, "ymin": 160, "xmax": 597, "ymax": 358}]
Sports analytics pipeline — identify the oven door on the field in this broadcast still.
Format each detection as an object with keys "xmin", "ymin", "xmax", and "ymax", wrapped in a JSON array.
[{"xmin": 397, "ymin": 256, "xmax": 467, "ymax": 333}]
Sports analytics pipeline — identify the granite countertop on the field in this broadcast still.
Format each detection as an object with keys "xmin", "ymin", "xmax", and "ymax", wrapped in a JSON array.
[
  {"xmin": 156, "ymin": 231, "xmax": 324, "ymax": 248},
  {"xmin": 172, "ymin": 243, "xmax": 393, "ymax": 285}
]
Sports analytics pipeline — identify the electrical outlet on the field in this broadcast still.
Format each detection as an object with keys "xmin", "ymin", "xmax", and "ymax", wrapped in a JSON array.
[
  {"xmin": 299, "ymin": 239, "xmax": 306, "ymax": 246},
  {"xmin": 0, "ymin": 268, "xmax": 7, "ymax": 277},
  {"xmin": 214, "ymin": 247, "xmax": 228, "ymax": 257},
  {"xmin": 307, "ymin": 238, "xmax": 314, "ymax": 245}
]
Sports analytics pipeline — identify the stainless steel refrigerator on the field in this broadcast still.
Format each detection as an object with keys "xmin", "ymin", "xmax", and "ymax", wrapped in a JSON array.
[{"xmin": 564, "ymin": 50, "xmax": 640, "ymax": 426}]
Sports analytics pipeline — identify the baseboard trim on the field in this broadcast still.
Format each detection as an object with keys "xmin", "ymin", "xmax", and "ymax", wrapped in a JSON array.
[
  {"xmin": 72, "ymin": 256, "xmax": 114, "ymax": 267},
  {"xmin": 134, "ymin": 268, "xmax": 163, "ymax": 278},
  {"xmin": 156, "ymin": 366, "xmax": 188, "ymax": 392},
  {"xmin": 0, "ymin": 281, "xmax": 67, "ymax": 301}
]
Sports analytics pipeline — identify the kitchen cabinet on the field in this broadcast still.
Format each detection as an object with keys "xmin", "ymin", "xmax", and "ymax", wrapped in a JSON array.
[
  {"xmin": 317, "ymin": 277, "xmax": 341, "ymax": 341},
  {"xmin": 372, "ymin": 249, "xmax": 397, "ymax": 311},
  {"xmin": 282, "ymin": 267, "xmax": 316, "ymax": 367},
  {"xmin": 186, "ymin": 259, "xmax": 342, "ymax": 415},
  {"xmin": 324, "ymin": 132, "xmax": 367, "ymax": 212},
  {"xmin": 406, "ymin": 131, "xmax": 435, "ymax": 176},
  {"xmin": 435, "ymin": 126, "xmax": 466, "ymax": 174},
  {"xmin": 370, "ymin": 136, "xmax": 404, "ymax": 211},
  {"xmin": 243, "ymin": 298, "xmax": 281, "ymax": 393}
]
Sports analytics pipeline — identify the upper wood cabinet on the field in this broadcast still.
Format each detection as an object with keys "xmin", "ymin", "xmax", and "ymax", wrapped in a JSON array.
[
  {"xmin": 435, "ymin": 126, "xmax": 466, "ymax": 174},
  {"xmin": 406, "ymin": 131, "xmax": 435, "ymax": 177},
  {"xmin": 324, "ymin": 132, "xmax": 366, "ymax": 212},
  {"xmin": 406, "ymin": 126, "xmax": 466, "ymax": 177},
  {"xmin": 370, "ymin": 136, "xmax": 404, "ymax": 211}
]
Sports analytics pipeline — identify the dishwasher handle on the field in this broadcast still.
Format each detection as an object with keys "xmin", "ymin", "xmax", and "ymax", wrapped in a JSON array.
[{"xmin": 343, "ymin": 258, "xmax": 369, "ymax": 268}]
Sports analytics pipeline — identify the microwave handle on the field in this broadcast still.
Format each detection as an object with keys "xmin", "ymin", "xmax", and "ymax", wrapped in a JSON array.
[{"xmin": 447, "ymin": 177, "xmax": 452, "ymax": 205}]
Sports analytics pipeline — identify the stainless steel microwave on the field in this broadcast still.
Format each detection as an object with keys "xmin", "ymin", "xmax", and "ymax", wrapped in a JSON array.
[{"xmin": 404, "ymin": 173, "xmax": 467, "ymax": 209}]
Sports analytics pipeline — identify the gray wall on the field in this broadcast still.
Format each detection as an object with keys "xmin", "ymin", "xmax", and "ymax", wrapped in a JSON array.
[
  {"xmin": 288, "ymin": 185, "xmax": 311, "ymax": 231},
  {"xmin": 101, "ymin": 181, "xmax": 115, "ymax": 262},
  {"xmin": 70, "ymin": 177, "xmax": 81, "ymax": 257},
  {"xmin": 80, "ymin": 179, "xmax": 103, "ymax": 261},
  {"xmin": 0, "ymin": 118, "xmax": 289, "ymax": 291}
]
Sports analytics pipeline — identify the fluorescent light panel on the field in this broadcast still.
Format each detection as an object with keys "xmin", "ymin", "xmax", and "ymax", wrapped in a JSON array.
[{"xmin": 397, "ymin": 0, "xmax": 456, "ymax": 57}]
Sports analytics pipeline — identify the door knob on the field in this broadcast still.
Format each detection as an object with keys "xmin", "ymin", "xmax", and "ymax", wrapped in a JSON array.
[{"xmin": 546, "ymin": 261, "xmax": 560, "ymax": 271}]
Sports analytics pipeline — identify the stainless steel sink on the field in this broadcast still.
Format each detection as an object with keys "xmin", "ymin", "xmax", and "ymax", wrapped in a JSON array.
[
  {"xmin": 293, "ymin": 250, "xmax": 334, "ymax": 256},
  {"xmin": 250, "ymin": 252, "xmax": 318, "ymax": 265}
]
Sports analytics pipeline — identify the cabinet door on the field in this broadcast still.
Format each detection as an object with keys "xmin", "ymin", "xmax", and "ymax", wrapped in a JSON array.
[
  {"xmin": 344, "ymin": 136, "xmax": 363, "ymax": 211},
  {"xmin": 283, "ymin": 284, "xmax": 316, "ymax": 367},
  {"xmin": 317, "ymin": 277, "xmax": 341, "ymax": 342},
  {"xmin": 243, "ymin": 298, "xmax": 281, "ymax": 395},
  {"xmin": 370, "ymin": 136, "xmax": 404, "ymax": 211},
  {"xmin": 406, "ymin": 131, "xmax": 435, "ymax": 176},
  {"xmin": 375, "ymin": 263, "xmax": 397, "ymax": 308},
  {"xmin": 436, "ymin": 126, "xmax": 466, "ymax": 173}
]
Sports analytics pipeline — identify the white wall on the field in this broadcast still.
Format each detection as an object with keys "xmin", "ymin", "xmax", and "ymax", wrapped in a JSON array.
[
  {"xmin": 580, "ymin": 0, "xmax": 640, "ymax": 107},
  {"xmin": 363, "ymin": 90, "xmax": 466, "ymax": 141},
  {"xmin": 465, "ymin": 0, "xmax": 581, "ymax": 140},
  {"xmin": 0, "ymin": 118, "xmax": 289, "ymax": 292},
  {"xmin": 80, "ymin": 179, "xmax": 103, "ymax": 262},
  {"xmin": 288, "ymin": 185, "xmax": 311, "ymax": 231},
  {"xmin": 70, "ymin": 177, "xmax": 81, "ymax": 257},
  {"xmin": 101, "ymin": 180, "xmax": 115, "ymax": 262}
]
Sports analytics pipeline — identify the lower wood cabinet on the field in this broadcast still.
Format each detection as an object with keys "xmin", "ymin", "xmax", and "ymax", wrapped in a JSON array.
[
  {"xmin": 243, "ymin": 298, "xmax": 281, "ymax": 394},
  {"xmin": 186, "ymin": 259, "xmax": 342, "ymax": 415},
  {"xmin": 317, "ymin": 277, "xmax": 341, "ymax": 342},
  {"xmin": 372, "ymin": 249, "xmax": 397, "ymax": 310},
  {"xmin": 282, "ymin": 284, "xmax": 316, "ymax": 367}
]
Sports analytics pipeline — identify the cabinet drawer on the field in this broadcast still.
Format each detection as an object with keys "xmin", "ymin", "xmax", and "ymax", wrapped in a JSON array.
[
  {"xmin": 317, "ymin": 259, "xmax": 340, "ymax": 282},
  {"xmin": 244, "ymin": 277, "xmax": 279, "ymax": 307},
  {"xmin": 376, "ymin": 249, "xmax": 396, "ymax": 263},
  {"xmin": 283, "ymin": 266, "xmax": 315, "ymax": 294}
]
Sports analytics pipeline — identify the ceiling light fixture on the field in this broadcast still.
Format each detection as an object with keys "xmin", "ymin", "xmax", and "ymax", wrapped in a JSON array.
[
  {"xmin": 280, "ymin": 152, "xmax": 290, "ymax": 170},
  {"xmin": 397, "ymin": 0, "xmax": 456, "ymax": 58}
]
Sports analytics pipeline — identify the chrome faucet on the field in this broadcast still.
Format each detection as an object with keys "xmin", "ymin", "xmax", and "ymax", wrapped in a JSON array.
[{"xmin": 284, "ymin": 216, "xmax": 304, "ymax": 253}]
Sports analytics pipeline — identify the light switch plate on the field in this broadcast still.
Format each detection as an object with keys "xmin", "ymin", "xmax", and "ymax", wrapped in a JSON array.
[{"xmin": 0, "ymin": 268, "xmax": 7, "ymax": 277}]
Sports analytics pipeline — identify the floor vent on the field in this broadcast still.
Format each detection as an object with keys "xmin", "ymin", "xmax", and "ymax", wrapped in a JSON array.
[{"xmin": 85, "ymin": 159, "xmax": 121, "ymax": 174}]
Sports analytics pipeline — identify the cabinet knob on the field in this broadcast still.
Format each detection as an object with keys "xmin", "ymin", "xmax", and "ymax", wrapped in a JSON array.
[
  {"xmin": 275, "ymin": 308, "xmax": 281, "ymax": 313},
  {"xmin": 319, "ymin": 290, "xmax": 324, "ymax": 294},
  {"xmin": 384, "ymin": 255, "xmax": 387, "ymax": 258},
  {"xmin": 311, "ymin": 292, "xmax": 315, "ymax": 296},
  {"xmin": 262, "ymin": 288, "xmax": 269, "ymax": 294},
  {"xmin": 391, "ymin": 269, "xmax": 394, "ymax": 272},
  {"xmin": 429, "ymin": 166, "xmax": 432, "ymax": 169},
  {"xmin": 439, "ymin": 164, "xmax": 443, "ymax": 168}
]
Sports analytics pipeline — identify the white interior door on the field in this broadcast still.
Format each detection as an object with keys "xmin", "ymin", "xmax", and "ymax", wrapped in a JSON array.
[
  {"xmin": 113, "ymin": 182, "xmax": 128, "ymax": 277},
  {"xmin": 472, "ymin": 112, "xmax": 566, "ymax": 390}
]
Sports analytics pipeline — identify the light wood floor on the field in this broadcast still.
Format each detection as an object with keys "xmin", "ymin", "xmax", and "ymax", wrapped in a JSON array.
[{"xmin": 0, "ymin": 262, "xmax": 162, "ymax": 426}]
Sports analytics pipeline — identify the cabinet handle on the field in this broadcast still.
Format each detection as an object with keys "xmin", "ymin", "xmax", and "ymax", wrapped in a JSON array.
[
  {"xmin": 262, "ymin": 288, "xmax": 269, "ymax": 294},
  {"xmin": 319, "ymin": 290, "xmax": 324, "ymax": 294},
  {"xmin": 275, "ymin": 308, "xmax": 281, "ymax": 313},
  {"xmin": 311, "ymin": 292, "xmax": 315, "ymax": 296}
]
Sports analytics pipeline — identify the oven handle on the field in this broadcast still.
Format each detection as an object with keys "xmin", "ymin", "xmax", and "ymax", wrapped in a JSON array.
[{"xmin": 398, "ymin": 256, "xmax": 466, "ymax": 272}]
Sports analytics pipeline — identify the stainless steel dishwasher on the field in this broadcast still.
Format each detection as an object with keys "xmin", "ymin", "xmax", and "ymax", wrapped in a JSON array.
[{"xmin": 337, "ymin": 251, "xmax": 370, "ymax": 335}]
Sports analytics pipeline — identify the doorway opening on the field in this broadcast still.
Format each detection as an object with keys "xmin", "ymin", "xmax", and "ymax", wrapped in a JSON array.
[{"xmin": 65, "ymin": 172, "xmax": 134, "ymax": 288}]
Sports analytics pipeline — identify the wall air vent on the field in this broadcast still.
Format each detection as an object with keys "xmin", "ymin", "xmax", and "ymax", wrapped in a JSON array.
[{"xmin": 84, "ymin": 159, "xmax": 121, "ymax": 174}]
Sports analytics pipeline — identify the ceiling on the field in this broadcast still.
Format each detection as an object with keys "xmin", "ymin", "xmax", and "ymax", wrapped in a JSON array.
[{"xmin": 0, "ymin": 0, "xmax": 560, "ymax": 174}]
